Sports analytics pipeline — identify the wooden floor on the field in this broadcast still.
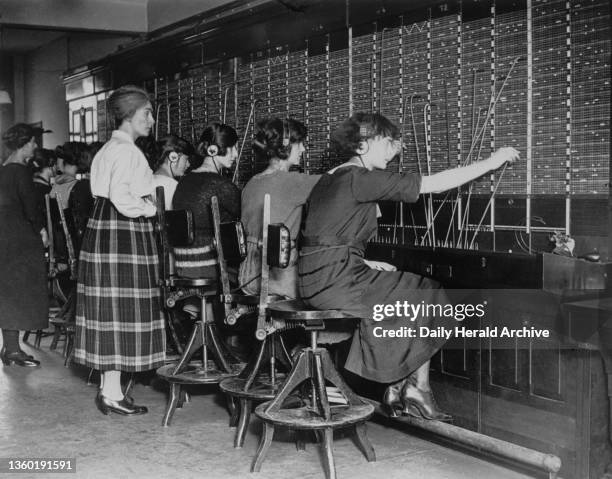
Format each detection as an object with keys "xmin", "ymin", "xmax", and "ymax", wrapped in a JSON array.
[{"xmin": 0, "ymin": 334, "xmax": 536, "ymax": 479}]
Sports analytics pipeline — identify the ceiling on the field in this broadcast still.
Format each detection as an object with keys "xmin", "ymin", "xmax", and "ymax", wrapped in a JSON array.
[{"xmin": 0, "ymin": 0, "xmax": 239, "ymax": 54}]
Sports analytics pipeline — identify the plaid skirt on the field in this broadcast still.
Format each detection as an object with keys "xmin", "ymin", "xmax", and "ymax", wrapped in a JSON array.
[{"xmin": 74, "ymin": 198, "xmax": 165, "ymax": 372}]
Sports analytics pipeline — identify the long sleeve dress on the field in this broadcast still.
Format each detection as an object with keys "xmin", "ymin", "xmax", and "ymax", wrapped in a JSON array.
[
  {"xmin": 74, "ymin": 130, "xmax": 165, "ymax": 372},
  {"xmin": 172, "ymin": 172, "xmax": 241, "ymax": 279},
  {"xmin": 0, "ymin": 163, "xmax": 48, "ymax": 331},
  {"xmin": 298, "ymin": 165, "xmax": 454, "ymax": 384},
  {"xmin": 239, "ymin": 170, "xmax": 320, "ymax": 298}
]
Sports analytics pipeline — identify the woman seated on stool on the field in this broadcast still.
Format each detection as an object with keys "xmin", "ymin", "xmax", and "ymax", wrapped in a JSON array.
[
  {"xmin": 239, "ymin": 118, "xmax": 319, "ymax": 298},
  {"xmin": 298, "ymin": 112, "xmax": 519, "ymax": 420},
  {"xmin": 138, "ymin": 134, "xmax": 194, "ymax": 210},
  {"xmin": 74, "ymin": 85, "xmax": 164, "ymax": 416},
  {"xmin": 172, "ymin": 123, "xmax": 241, "ymax": 280}
]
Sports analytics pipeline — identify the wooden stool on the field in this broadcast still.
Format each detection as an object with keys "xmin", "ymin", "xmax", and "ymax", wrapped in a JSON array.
[
  {"xmin": 156, "ymin": 279, "xmax": 242, "ymax": 426},
  {"xmin": 252, "ymin": 300, "xmax": 375, "ymax": 479},
  {"xmin": 220, "ymin": 292, "xmax": 292, "ymax": 448}
]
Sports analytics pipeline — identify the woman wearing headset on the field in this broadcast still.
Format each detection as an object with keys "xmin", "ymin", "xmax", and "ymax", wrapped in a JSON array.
[
  {"xmin": 172, "ymin": 123, "xmax": 241, "ymax": 279},
  {"xmin": 150, "ymin": 135, "xmax": 194, "ymax": 210}
]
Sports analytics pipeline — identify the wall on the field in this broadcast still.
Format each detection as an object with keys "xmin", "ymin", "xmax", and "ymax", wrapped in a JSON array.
[{"xmin": 22, "ymin": 34, "xmax": 133, "ymax": 149}]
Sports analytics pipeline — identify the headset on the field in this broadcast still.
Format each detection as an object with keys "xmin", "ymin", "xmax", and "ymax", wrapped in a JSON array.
[
  {"xmin": 357, "ymin": 123, "xmax": 373, "ymax": 155},
  {"xmin": 168, "ymin": 151, "xmax": 179, "ymax": 163},
  {"xmin": 207, "ymin": 144, "xmax": 219, "ymax": 157}
]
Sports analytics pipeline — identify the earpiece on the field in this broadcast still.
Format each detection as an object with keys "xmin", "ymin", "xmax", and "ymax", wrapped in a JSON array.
[
  {"xmin": 168, "ymin": 151, "xmax": 179, "ymax": 163},
  {"xmin": 356, "ymin": 140, "xmax": 369, "ymax": 155},
  {"xmin": 207, "ymin": 144, "xmax": 219, "ymax": 157}
]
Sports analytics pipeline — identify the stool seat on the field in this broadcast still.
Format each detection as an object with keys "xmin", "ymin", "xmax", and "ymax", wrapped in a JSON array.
[
  {"xmin": 267, "ymin": 300, "xmax": 354, "ymax": 321},
  {"xmin": 169, "ymin": 276, "xmax": 217, "ymax": 288},
  {"xmin": 158, "ymin": 362, "xmax": 242, "ymax": 385},
  {"xmin": 255, "ymin": 401, "xmax": 374, "ymax": 429}
]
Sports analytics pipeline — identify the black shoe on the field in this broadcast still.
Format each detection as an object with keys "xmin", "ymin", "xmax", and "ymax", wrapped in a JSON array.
[
  {"xmin": 0, "ymin": 348, "xmax": 40, "ymax": 367},
  {"xmin": 400, "ymin": 378, "xmax": 452, "ymax": 422},
  {"xmin": 95, "ymin": 392, "xmax": 147, "ymax": 416}
]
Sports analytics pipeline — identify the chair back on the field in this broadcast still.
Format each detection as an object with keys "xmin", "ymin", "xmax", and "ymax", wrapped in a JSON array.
[
  {"xmin": 211, "ymin": 195, "xmax": 246, "ymax": 317},
  {"xmin": 155, "ymin": 186, "xmax": 194, "ymax": 284},
  {"xmin": 45, "ymin": 193, "xmax": 77, "ymax": 280},
  {"xmin": 253, "ymin": 194, "xmax": 292, "ymax": 340}
]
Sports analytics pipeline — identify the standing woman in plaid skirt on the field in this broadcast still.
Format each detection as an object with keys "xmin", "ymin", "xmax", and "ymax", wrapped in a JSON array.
[{"xmin": 74, "ymin": 85, "xmax": 164, "ymax": 416}]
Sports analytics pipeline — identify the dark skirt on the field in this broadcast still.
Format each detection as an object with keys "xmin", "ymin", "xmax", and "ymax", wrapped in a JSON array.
[
  {"xmin": 0, "ymin": 208, "xmax": 48, "ymax": 331},
  {"xmin": 299, "ymin": 246, "xmax": 454, "ymax": 384},
  {"xmin": 73, "ymin": 198, "xmax": 165, "ymax": 372}
]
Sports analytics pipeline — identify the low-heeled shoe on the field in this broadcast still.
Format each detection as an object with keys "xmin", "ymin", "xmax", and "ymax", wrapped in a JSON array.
[
  {"xmin": 0, "ymin": 348, "xmax": 40, "ymax": 367},
  {"xmin": 400, "ymin": 381, "xmax": 452, "ymax": 422},
  {"xmin": 382, "ymin": 381, "xmax": 405, "ymax": 417},
  {"xmin": 95, "ymin": 392, "xmax": 148, "ymax": 416}
]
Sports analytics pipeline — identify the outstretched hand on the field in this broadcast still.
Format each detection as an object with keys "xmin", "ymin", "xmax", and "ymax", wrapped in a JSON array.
[
  {"xmin": 492, "ymin": 147, "xmax": 520, "ymax": 167},
  {"xmin": 364, "ymin": 260, "xmax": 397, "ymax": 272}
]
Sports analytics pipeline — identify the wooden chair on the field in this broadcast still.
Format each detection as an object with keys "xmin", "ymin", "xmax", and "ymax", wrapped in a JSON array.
[
  {"xmin": 250, "ymin": 236, "xmax": 376, "ymax": 478},
  {"xmin": 154, "ymin": 188, "xmax": 242, "ymax": 427},
  {"xmin": 219, "ymin": 194, "xmax": 294, "ymax": 448},
  {"xmin": 24, "ymin": 193, "xmax": 76, "ymax": 351}
]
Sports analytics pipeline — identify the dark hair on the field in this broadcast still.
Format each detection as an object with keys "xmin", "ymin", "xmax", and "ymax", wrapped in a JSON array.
[
  {"xmin": 197, "ymin": 123, "xmax": 238, "ymax": 158},
  {"xmin": 253, "ymin": 118, "xmax": 307, "ymax": 161},
  {"xmin": 88, "ymin": 141, "xmax": 105, "ymax": 158},
  {"xmin": 28, "ymin": 148, "xmax": 56, "ymax": 173},
  {"xmin": 2, "ymin": 123, "xmax": 39, "ymax": 151},
  {"xmin": 155, "ymin": 135, "xmax": 195, "ymax": 171},
  {"xmin": 55, "ymin": 142, "xmax": 92, "ymax": 173},
  {"xmin": 331, "ymin": 112, "xmax": 399, "ymax": 157},
  {"xmin": 107, "ymin": 85, "xmax": 151, "ymax": 129}
]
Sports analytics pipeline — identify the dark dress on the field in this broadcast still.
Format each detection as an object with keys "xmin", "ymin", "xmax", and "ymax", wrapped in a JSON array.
[
  {"xmin": 0, "ymin": 163, "xmax": 48, "ymax": 331},
  {"xmin": 298, "ymin": 165, "xmax": 454, "ymax": 383},
  {"xmin": 172, "ymin": 172, "xmax": 241, "ymax": 278}
]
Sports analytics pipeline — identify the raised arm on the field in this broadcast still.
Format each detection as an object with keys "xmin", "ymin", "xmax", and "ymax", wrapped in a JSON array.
[{"xmin": 420, "ymin": 147, "xmax": 520, "ymax": 194}]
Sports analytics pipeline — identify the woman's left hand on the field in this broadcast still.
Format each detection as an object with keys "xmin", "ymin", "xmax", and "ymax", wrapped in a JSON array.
[{"xmin": 364, "ymin": 260, "xmax": 397, "ymax": 271}]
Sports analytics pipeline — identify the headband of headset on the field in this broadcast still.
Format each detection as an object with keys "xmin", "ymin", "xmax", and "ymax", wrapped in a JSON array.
[{"xmin": 282, "ymin": 119, "xmax": 290, "ymax": 148}]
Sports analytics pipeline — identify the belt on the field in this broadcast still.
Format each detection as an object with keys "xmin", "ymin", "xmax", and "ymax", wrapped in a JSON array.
[
  {"xmin": 300, "ymin": 235, "xmax": 365, "ymax": 248},
  {"xmin": 299, "ymin": 235, "xmax": 367, "ymax": 257}
]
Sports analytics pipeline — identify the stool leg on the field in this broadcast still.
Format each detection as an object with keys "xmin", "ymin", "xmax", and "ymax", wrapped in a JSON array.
[
  {"xmin": 321, "ymin": 427, "xmax": 336, "ymax": 479},
  {"xmin": 35, "ymin": 330, "xmax": 43, "ymax": 348},
  {"xmin": 227, "ymin": 395, "xmax": 238, "ymax": 426},
  {"xmin": 23, "ymin": 331, "xmax": 31, "ymax": 343},
  {"xmin": 251, "ymin": 421, "xmax": 274, "ymax": 472},
  {"xmin": 173, "ymin": 322, "xmax": 203, "ymax": 374},
  {"xmin": 162, "ymin": 383, "xmax": 181, "ymax": 427},
  {"xmin": 314, "ymin": 352, "xmax": 331, "ymax": 420},
  {"xmin": 234, "ymin": 398, "xmax": 251, "ymax": 449},
  {"xmin": 354, "ymin": 423, "xmax": 376, "ymax": 462},
  {"xmin": 242, "ymin": 338, "xmax": 267, "ymax": 390},
  {"xmin": 264, "ymin": 351, "xmax": 311, "ymax": 413},
  {"xmin": 178, "ymin": 389, "xmax": 189, "ymax": 407},
  {"xmin": 319, "ymin": 350, "xmax": 362, "ymax": 405},
  {"xmin": 50, "ymin": 325, "xmax": 61, "ymax": 350},
  {"xmin": 295, "ymin": 430, "xmax": 307, "ymax": 451},
  {"xmin": 205, "ymin": 322, "xmax": 233, "ymax": 373}
]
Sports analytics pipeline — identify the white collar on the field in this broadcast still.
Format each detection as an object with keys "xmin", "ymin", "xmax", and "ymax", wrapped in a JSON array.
[{"xmin": 111, "ymin": 130, "xmax": 135, "ymax": 144}]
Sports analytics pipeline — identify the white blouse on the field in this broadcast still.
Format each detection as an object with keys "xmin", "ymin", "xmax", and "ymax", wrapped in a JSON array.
[
  {"xmin": 90, "ymin": 130, "xmax": 157, "ymax": 218},
  {"xmin": 152, "ymin": 174, "xmax": 178, "ymax": 211}
]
